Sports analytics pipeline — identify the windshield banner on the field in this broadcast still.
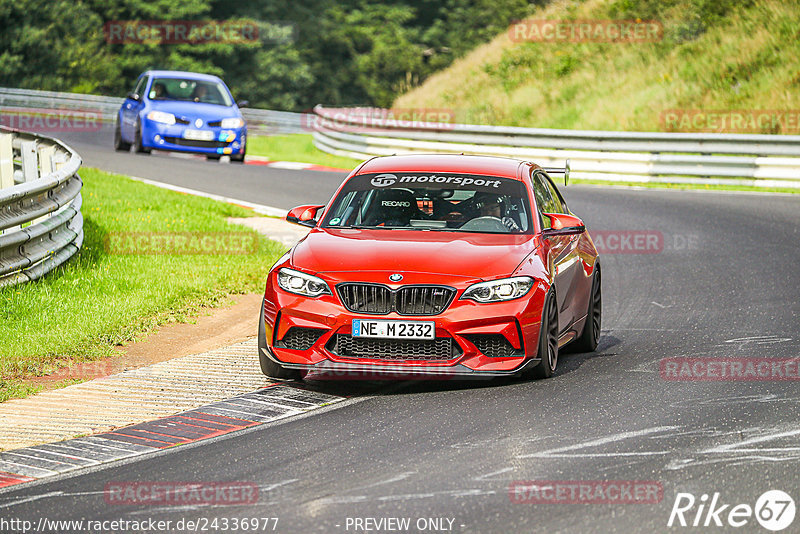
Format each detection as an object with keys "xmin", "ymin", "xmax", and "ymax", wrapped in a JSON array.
[{"xmin": 345, "ymin": 173, "xmax": 523, "ymax": 195}]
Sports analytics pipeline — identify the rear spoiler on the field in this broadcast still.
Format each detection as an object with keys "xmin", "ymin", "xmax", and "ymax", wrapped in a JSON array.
[{"xmin": 543, "ymin": 159, "xmax": 570, "ymax": 186}]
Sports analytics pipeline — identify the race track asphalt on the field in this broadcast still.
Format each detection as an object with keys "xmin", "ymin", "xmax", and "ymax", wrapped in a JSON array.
[{"xmin": 2, "ymin": 125, "xmax": 799, "ymax": 533}]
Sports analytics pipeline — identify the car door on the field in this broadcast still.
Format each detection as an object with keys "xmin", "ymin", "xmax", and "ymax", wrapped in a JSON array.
[
  {"xmin": 121, "ymin": 75, "xmax": 148, "ymax": 139},
  {"xmin": 532, "ymin": 170, "xmax": 578, "ymax": 333}
]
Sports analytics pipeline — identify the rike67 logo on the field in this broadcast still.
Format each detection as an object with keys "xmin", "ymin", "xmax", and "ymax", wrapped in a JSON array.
[{"xmin": 668, "ymin": 490, "xmax": 795, "ymax": 531}]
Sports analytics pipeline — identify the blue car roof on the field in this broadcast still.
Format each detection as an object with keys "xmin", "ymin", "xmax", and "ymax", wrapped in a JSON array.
[{"xmin": 143, "ymin": 70, "xmax": 224, "ymax": 83}]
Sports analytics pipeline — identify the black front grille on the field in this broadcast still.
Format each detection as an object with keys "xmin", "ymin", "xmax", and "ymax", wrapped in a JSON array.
[
  {"xmin": 396, "ymin": 286, "xmax": 454, "ymax": 315},
  {"xmin": 328, "ymin": 334, "xmax": 461, "ymax": 361},
  {"xmin": 163, "ymin": 136, "xmax": 229, "ymax": 148},
  {"xmin": 337, "ymin": 283, "xmax": 455, "ymax": 316},
  {"xmin": 337, "ymin": 284, "xmax": 392, "ymax": 314},
  {"xmin": 465, "ymin": 334, "xmax": 523, "ymax": 358},
  {"xmin": 277, "ymin": 327, "xmax": 326, "ymax": 350}
]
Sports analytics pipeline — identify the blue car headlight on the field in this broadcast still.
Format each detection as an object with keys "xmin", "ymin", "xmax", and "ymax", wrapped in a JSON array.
[
  {"xmin": 461, "ymin": 276, "xmax": 535, "ymax": 303},
  {"xmin": 147, "ymin": 111, "xmax": 176, "ymax": 125},
  {"xmin": 220, "ymin": 117, "xmax": 245, "ymax": 129}
]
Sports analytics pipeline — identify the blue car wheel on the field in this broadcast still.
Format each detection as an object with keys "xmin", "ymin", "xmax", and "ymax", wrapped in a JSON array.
[
  {"xmin": 114, "ymin": 119, "xmax": 131, "ymax": 152},
  {"xmin": 132, "ymin": 117, "xmax": 151, "ymax": 154}
]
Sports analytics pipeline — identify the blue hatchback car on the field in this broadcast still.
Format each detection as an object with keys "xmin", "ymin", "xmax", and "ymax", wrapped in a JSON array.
[{"xmin": 114, "ymin": 70, "xmax": 247, "ymax": 161}]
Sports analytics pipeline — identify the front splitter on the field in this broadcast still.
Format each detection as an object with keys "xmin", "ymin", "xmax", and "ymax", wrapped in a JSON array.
[{"xmin": 263, "ymin": 347, "xmax": 540, "ymax": 378}]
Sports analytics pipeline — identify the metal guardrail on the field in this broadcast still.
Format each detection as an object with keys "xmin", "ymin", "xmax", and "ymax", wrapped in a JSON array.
[
  {"xmin": 0, "ymin": 87, "xmax": 307, "ymax": 135},
  {"xmin": 311, "ymin": 106, "xmax": 800, "ymax": 188},
  {"xmin": 2, "ymin": 89, "xmax": 797, "ymax": 187},
  {"xmin": 0, "ymin": 127, "xmax": 83, "ymax": 287}
]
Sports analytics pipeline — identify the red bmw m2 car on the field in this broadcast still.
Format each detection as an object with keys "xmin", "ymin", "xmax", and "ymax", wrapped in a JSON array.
[{"xmin": 259, "ymin": 154, "xmax": 601, "ymax": 380}]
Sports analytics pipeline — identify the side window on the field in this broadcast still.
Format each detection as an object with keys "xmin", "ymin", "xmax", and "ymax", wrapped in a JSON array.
[
  {"xmin": 532, "ymin": 171, "xmax": 557, "ymax": 228},
  {"xmin": 543, "ymin": 176, "xmax": 566, "ymax": 214},
  {"xmin": 133, "ymin": 76, "xmax": 148, "ymax": 97}
]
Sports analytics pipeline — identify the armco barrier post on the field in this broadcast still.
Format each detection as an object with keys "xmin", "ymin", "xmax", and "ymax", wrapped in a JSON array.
[
  {"xmin": 38, "ymin": 145, "xmax": 54, "ymax": 175},
  {"xmin": 20, "ymin": 140, "xmax": 38, "ymax": 183},
  {"xmin": 0, "ymin": 133, "xmax": 12, "ymax": 189},
  {"xmin": 34, "ymin": 144, "xmax": 56, "ymax": 224}
]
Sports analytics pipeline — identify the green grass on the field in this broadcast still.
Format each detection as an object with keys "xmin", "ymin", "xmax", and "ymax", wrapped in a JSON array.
[
  {"xmin": 396, "ymin": 0, "xmax": 800, "ymax": 133},
  {"xmin": 247, "ymin": 134, "xmax": 363, "ymax": 169},
  {"xmin": 0, "ymin": 380, "xmax": 42, "ymax": 403},
  {"xmin": 0, "ymin": 167, "xmax": 286, "ymax": 401}
]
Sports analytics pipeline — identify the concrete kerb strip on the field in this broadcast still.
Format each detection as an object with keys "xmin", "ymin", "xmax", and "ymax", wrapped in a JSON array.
[
  {"xmin": 0, "ymin": 339, "xmax": 346, "ymax": 490},
  {"xmin": 0, "ymin": 339, "xmax": 263, "ymax": 450}
]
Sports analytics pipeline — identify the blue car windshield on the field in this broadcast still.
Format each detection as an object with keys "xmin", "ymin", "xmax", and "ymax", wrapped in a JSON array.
[{"xmin": 148, "ymin": 78, "xmax": 233, "ymax": 106}]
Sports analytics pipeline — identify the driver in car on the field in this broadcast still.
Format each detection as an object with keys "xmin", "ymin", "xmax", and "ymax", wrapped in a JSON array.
[
  {"xmin": 475, "ymin": 194, "xmax": 521, "ymax": 232},
  {"xmin": 192, "ymin": 85, "xmax": 209, "ymax": 102},
  {"xmin": 151, "ymin": 82, "xmax": 167, "ymax": 99}
]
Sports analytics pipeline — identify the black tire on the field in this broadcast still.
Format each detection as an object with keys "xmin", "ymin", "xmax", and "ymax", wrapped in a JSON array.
[
  {"xmin": 231, "ymin": 145, "xmax": 245, "ymax": 163},
  {"xmin": 113, "ymin": 120, "xmax": 131, "ymax": 151},
  {"xmin": 258, "ymin": 301, "xmax": 302, "ymax": 380},
  {"xmin": 206, "ymin": 154, "xmax": 221, "ymax": 161},
  {"xmin": 132, "ymin": 119, "xmax": 151, "ymax": 154},
  {"xmin": 526, "ymin": 291, "xmax": 559, "ymax": 379},
  {"xmin": 569, "ymin": 266, "xmax": 602, "ymax": 353}
]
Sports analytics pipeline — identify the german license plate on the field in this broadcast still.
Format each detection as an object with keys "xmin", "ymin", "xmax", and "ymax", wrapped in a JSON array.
[
  {"xmin": 352, "ymin": 319, "xmax": 435, "ymax": 340},
  {"xmin": 183, "ymin": 129, "xmax": 214, "ymax": 141}
]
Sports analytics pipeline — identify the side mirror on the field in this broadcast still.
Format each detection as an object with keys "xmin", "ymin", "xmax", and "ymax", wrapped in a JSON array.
[
  {"xmin": 286, "ymin": 205, "xmax": 324, "ymax": 228},
  {"xmin": 127, "ymin": 92, "xmax": 140, "ymax": 101},
  {"xmin": 542, "ymin": 213, "xmax": 585, "ymax": 237},
  {"xmin": 237, "ymin": 100, "xmax": 249, "ymax": 108}
]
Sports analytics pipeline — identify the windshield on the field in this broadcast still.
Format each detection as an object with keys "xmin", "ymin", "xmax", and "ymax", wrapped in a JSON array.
[
  {"xmin": 321, "ymin": 172, "xmax": 532, "ymax": 233},
  {"xmin": 148, "ymin": 77, "xmax": 233, "ymax": 106}
]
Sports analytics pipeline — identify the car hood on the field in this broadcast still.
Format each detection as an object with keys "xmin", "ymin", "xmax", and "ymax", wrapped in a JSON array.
[
  {"xmin": 291, "ymin": 228, "xmax": 535, "ymax": 280},
  {"xmin": 148, "ymin": 100, "xmax": 241, "ymax": 120}
]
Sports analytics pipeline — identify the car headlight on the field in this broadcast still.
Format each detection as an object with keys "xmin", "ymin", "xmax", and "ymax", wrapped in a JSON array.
[
  {"xmin": 146, "ymin": 111, "xmax": 176, "ymax": 125},
  {"xmin": 277, "ymin": 268, "xmax": 331, "ymax": 297},
  {"xmin": 220, "ymin": 117, "xmax": 245, "ymax": 129},
  {"xmin": 461, "ymin": 276, "xmax": 535, "ymax": 303}
]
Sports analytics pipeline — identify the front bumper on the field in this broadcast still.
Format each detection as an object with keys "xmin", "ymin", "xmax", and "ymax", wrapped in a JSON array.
[
  {"xmin": 260, "ymin": 344, "xmax": 541, "ymax": 378},
  {"xmin": 262, "ymin": 271, "xmax": 548, "ymax": 377},
  {"xmin": 141, "ymin": 119, "xmax": 246, "ymax": 155}
]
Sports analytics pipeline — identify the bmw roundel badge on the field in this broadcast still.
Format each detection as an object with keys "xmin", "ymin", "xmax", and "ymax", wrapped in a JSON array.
[{"xmin": 389, "ymin": 273, "xmax": 403, "ymax": 282}]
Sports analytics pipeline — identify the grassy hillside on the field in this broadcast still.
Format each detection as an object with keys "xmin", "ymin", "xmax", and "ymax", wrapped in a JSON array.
[{"xmin": 395, "ymin": 0, "xmax": 800, "ymax": 133}]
